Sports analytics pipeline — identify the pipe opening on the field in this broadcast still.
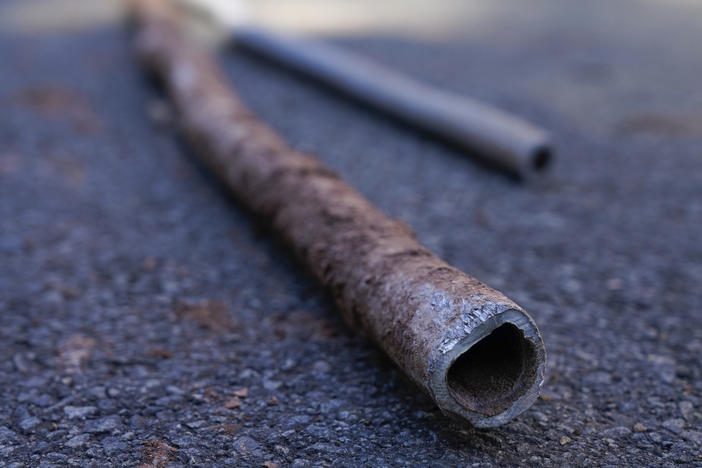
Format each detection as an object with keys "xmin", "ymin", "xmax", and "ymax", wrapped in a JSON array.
[
  {"xmin": 446, "ymin": 323, "xmax": 538, "ymax": 416},
  {"xmin": 531, "ymin": 146, "xmax": 551, "ymax": 171}
]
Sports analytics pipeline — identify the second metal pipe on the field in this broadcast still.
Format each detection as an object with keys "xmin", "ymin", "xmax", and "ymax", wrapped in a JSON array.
[{"xmin": 231, "ymin": 26, "xmax": 553, "ymax": 179}]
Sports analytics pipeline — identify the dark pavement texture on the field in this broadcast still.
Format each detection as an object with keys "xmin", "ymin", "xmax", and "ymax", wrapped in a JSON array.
[{"xmin": 1, "ymin": 0, "xmax": 701, "ymax": 466}]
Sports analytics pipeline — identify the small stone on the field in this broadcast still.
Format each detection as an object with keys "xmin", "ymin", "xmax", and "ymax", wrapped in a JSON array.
[
  {"xmin": 166, "ymin": 385, "xmax": 184, "ymax": 395},
  {"xmin": 281, "ymin": 359, "xmax": 296, "ymax": 370},
  {"xmin": 17, "ymin": 391, "xmax": 35, "ymax": 403},
  {"xmin": 22, "ymin": 376, "xmax": 47, "ymax": 388},
  {"xmin": 559, "ymin": 436, "xmax": 572, "ymax": 445},
  {"xmin": 65, "ymin": 434, "xmax": 90, "ymax": 448},
  {"xmin": 312, "ymin": 360, "xmax": 331, "ymax": 373},
  {"xmin": 234, "ymin": 436, "xmax": 262, "ymax": 457},
  {"xmin": 32, "ymin": 394, "xmax": 54, "ymax": 407},
  {"xmin": 263, "ymin": 379, "xmax": 282, "ymax": 391},
  {"xmin": 106, "ymin": 388, "xmax": 121, "ymax": 398},
  {"xmin": 88, "ymin": 387, "xmax": 106, "ymax": 399},
  {"xmin": 0, "ymin": 426, "xmax": 19, "ymax": 444},
  {"xmin": 130, "ymin": 415, "xmax": 147, "ymax": 429},
  {"xmin": 44, "ymin": 452, "xmax": 68, "ymax": 463},
  {"xmin": 57, "ymin": 335, "xmax": 95, "ymax": 370},
  {"xmin": 263, "ymin": 462, "xmax": 278, "ymax": 468},
  {"xmin": 647, "ymin": 354, "xmax": 676, "ymax": 384},
  {"xmin": 631, "ymin": 432, "xmax": 649, "ymax": 446},
  {"xmin": 661, "ymin": 418, "xmax": 685, "ymax": 435},
  {"xmin": 184, "ymin": 420, "xmax": 206, "ymax": 429},
  {"xmin": 239, "ymin": 369, "xmax": 257, "ymax": 379},
  {"xmin": 285, "ymin": 415, "xmax": 312, "ymax": 428},
  {"xmin": 682, "ymin": 431, "xmax": 702, "ymax": 446},
  {"xmin": 64, "ymin": 406, "xmax": 97, "ymax": 420},
  {"xmin": 306, "ymin": 442, "xmax": 344, "ymax": 454},
  {"xmin": 98, "ymin": 399, "xmax": 117, "ymax": 412},
  {"xmin": 267, "ymin": 396, "xmax": 279, "ymax": 406},
  {"xmin": 18, "ymin": 417, "xmax": 40, "ymax": 432},
  {"xmin": 234, "ymin": 387, "xmax": 249, "ymax": 398},
  {"xmin": 633, "ymin": 423, "xmax": 647, "ymax": 433},
  {"xmin": 532, "ymin": 411, "xmax": 548, "ymax": 423},
  {"xmin": 601, "ymin": 426, "xmax": 631, "ymax": 438},
  {"xmin": 86, "ymin": 415, "xmax": 121, "ymax": 434},
  {"xmin": 12, "ymin": 354, "xmax": 32, "ymax": 373},
  {"xmin": 142, "ymin": 379, "xmax": 161, "ymax": 390},
  {"xmin": 101, "ymin": 436, "xmax": 126, "ymax": 456},
  {"xmin": 224, "ymin": 397, "xmax": 242, "ymax": 409},
  {"xmin": 274, "ymin": 444, "xmax": 289, "ymax": 455},
  {"xmin": 679, "ymin": 401, "xmax": 694, "ymax": 421}
]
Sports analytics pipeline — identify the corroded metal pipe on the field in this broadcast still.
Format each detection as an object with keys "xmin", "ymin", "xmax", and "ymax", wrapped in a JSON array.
[
  {"xmin": 230, "ymin": 26, "xmax": 553, "ymax": 179},
  {"xmin": 130, "ymin": 0, "xmax": 546, "ymax": 427}
]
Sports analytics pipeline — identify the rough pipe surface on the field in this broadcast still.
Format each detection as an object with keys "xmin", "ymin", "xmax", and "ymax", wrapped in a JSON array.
[{"xmin": 130, "ymin": 0, "xmax": 546, "ymax": 428}]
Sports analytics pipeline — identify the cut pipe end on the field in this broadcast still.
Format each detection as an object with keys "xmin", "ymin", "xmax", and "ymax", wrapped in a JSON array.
[
  {"xmin": 429, "ymin": 309, "xmax": 545, "ymax": 427},
  {"xmin": 513, "ymin": 143, "xmax": 553, "ymax": 181},
  {"xmin": 530, "ymin": 145, "xmax": 552, "ymax": 172},
  {"xmin": 446, "ymin": 323, "xmax": 538, "ymax": 416}
]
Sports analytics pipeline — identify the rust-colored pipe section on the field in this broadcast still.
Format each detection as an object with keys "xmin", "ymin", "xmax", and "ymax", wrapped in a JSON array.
[{"xmin": 130, "ymin": 0, "xmax": 546, "ymax": 427}]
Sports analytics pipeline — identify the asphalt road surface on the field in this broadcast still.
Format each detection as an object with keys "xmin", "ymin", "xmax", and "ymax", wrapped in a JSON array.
[{"xmin": 1, "ymin": 0, "xmax": 701, "ymax": 466}]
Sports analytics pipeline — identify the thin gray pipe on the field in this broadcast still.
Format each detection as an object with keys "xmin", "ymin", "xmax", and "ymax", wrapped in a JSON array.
[{"xmin": 231, "ymin": 26, "xmax": 553, "ymax": 179}]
